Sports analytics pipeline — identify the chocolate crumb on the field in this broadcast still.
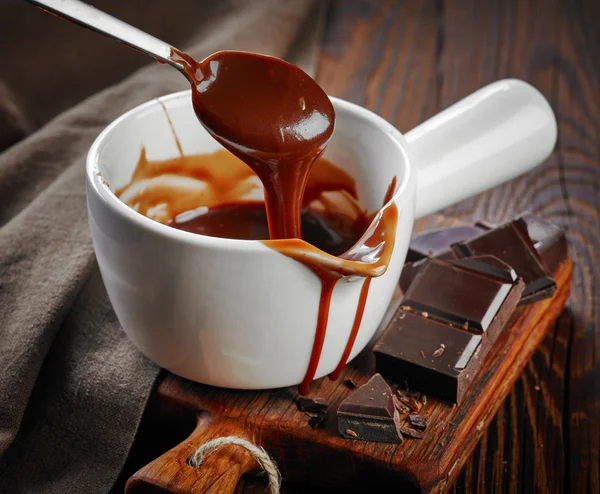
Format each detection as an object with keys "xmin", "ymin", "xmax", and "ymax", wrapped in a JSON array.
[
  {"xmin": 457, "ymin": 351, "xmax": 463, "ymax": 355},
  {"xmin": 308, "ymin": 413, "xmax": 325, "ymax": 429},
  {"xmin": 393, "ymin": 396, "xmax": 411, "ymax": 414},
  {"xmin": 344, "ymin": 378, "xmax": 359, "ymax": 390},
  {"xmin": 397, "ymin": 389, "xmax": 420, "ymax": 411},
  {"xmin": 462, "ymin": 321, "xmax": 469, "ymax": 330},
  {"xmin": 345, "ymin": 429, "xmax": 358, "ymax": 438},
  {"xmin": 400, "ymin": 426, "xmax": 423, "ymax": 439},
  {"xmin": 397, "ymin": 393, "xmax": 413, "ymax": 409},
  {"xmin": 405, "ymin": 397, "xmax": 421, "ymax": 412},
  {"xmin": 296, "ymin": 397, "xmax": 328, "ymax": 413},
  {"xmin": 420, "ymin": 350, "xmax": 426, "ymax": 359},
  {"xmin": 409, "ymin": 415, "xmax": 427, "ymax": 430},
  {"xmin": 421, "ymin": 311, "xmax": 429, "ymax": 318},
  {"xmin": 432, "ymin": 347, "xmax": 445, "ymax": 358}
]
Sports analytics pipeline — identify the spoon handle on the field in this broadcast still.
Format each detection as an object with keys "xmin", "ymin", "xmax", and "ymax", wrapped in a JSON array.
[{"xmin": 24, "ymin": 0, "xmax": 184, "ymax": 71}]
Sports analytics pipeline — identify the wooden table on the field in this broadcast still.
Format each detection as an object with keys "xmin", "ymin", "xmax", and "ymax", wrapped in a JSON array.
[
  {"xmin": 116, "ymin": 1, "xmax": 599, "ymax": 492},
  {"xmin": 313, "ymin": 1, "xmax": 598, "ymax": 492}
]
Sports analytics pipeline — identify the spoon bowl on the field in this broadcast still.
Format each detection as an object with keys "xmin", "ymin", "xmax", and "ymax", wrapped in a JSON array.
[{"xmin": 172, "ymin": 50, "xmax": 335, "ymax": 159}]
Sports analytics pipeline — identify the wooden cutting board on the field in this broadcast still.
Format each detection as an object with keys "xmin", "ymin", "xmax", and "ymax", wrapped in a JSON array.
[{"xmin": 125, "ymin": 215, "xmax": 572, "ymax": 494}]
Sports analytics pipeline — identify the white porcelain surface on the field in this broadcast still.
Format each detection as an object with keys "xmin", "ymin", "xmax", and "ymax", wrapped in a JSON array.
[
  {"xmin": 407, "ymin": 79, "xmax": 557, "ymax": 218},
  {"xmin": 86, "ymin": 79, "xmax": 556, "ymax": 390}
]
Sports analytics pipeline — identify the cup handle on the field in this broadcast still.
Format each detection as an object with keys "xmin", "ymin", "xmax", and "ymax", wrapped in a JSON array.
[
  {"xmin": 125, "ymin": 414, "xmax": 262, "ymax": 494},
  {"xmin": 405, "ymin": 79, "xmax": 557, "ymax": 218}
]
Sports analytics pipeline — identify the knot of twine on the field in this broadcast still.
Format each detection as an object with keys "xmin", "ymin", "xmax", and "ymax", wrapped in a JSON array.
[{"xmin": 188, "ymin": 436, "xmax": 281, "ymax": 494}]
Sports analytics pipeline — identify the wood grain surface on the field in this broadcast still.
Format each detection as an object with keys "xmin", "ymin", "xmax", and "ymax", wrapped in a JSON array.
[
  {"xmin": 316, "ymin": 1, "xmax": 599, "ymax": 493},
  {"xmin": 122, "ymin": 219, "xmax": 570, "ymax": 494},
  {"xmin": 115, "ymin": 1, "xmax": 599, "ymax": 492}
]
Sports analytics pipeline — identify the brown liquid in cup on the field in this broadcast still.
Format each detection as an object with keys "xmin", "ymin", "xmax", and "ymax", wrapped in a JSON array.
[{"xmin": 117, "ymin": 50, "xmax": 399, "ymax": 394}]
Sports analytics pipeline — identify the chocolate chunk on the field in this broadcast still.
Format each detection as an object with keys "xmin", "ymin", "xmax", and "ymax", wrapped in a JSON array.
[
  {"xmin": 406, "ymin": 225, "xmax": 487, "ymax": 262},
  {"xmin": 337, "ymin": 374, "xmax": 402, "ymax": 443},
  {"xmin": 409, "ymin": 414, "xmax": 427, "ymax": 430},
  {"xmin": 400, "ymin": 426, "xmax": 423, "ymax": 439},
  {"xmin": 374, "ymin": 256, "xmax": 523, "ymax": 402},
  {"xmin": 375, "ymin": 313, "xmax": 484, "ymax": 402},
  {"xmin": 308, "ymin": 413, "xmax": 326, "ymax": 429},
  {"xmin": 519, "ymin": 213, "xmax": 568, "ymax": 274},
  {"xmin": 402, "ymin": 257, "xmax": 521, "ymax": 336},
  {"xmin": 408, "ymin": 397, "xmax": 421, "ymax": 411},
  {"xmin": 380, "ymin": 254, "xmax": 524, "ymax": 402},
  {"xmin": 402, "ymin": 216, "xmax": 567, "ymax": 295},
  {"xmin": 296, "ymin": 397, "xmax": 328, "ymax": 413},
  {"xmin": 392, "ymin": 395, "xmax": 412, "ymax": 414},
  {"xmin": 396, "ymin": 389, "xmax": 422, "ymax": 412},
  {"xmin": 452, "ymin": 220, "xmax": 556, "ymax": 304}
]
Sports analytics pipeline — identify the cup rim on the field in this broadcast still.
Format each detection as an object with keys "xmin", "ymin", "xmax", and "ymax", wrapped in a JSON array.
[{"xmin": 86, "ymin": 90, "xmax": 413, "ymax": 252}]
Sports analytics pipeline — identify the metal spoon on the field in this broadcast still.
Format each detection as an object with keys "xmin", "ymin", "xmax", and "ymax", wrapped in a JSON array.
[{"xmin": 24, "ymin": 0, "xmax": 335, "ymax": 161}]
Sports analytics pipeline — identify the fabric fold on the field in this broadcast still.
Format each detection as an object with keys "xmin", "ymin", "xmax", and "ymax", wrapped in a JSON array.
[{"xmin": 0, "ymin": 1, "xmax": 318, "ymax": 492}]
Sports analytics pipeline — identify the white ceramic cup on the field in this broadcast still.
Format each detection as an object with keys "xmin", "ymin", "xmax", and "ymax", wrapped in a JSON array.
[{"xmin": 86, "ymin": 79, "xmax": 556, "ymax": 390}]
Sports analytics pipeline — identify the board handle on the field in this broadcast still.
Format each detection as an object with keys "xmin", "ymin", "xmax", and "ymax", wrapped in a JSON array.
[{"xmin": 125, "ymin": 414, "xmax": 262, "ymax": 493}]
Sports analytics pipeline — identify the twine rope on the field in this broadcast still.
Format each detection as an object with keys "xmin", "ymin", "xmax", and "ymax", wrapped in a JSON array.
[{"xmin": 188, "ymin": 436, "xmax": 281, "ymax": 494}]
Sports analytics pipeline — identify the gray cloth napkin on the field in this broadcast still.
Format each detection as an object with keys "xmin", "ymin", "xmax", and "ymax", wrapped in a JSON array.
[{"xmin": 0, "ymin": 1, "xmax": 318, "ymax": 492}]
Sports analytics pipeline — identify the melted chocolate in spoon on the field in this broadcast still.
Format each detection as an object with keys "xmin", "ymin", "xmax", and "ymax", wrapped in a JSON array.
[{"xmin": 171, "ymin": 49, "xmax": 335, "ymax": 240}]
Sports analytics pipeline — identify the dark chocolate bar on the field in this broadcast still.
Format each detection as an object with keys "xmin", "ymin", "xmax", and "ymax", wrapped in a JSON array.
[
  {"xmin": 409, "ymin": 414, "xmax": 427, "ymax": 430},
  {"xmin": 402, "ymin": 215, "xmax": 567, "ymax": 294},
  {"xmin": 296, "ymin": 397, "xmax": 328, "ymax": 413},
  {"xmin": 401, "ymin": 256, "xmax": 518, "ymax": 335},
  {"xmin": 406, "ymin": 225, "xmax": 487, "ymax": 262},
  {"xmin": 374, "ymin": 312, "xmax": 484, "ymax": 402},
  {"xmin": 375, "ymin": 256, "xmax": 524, "ymax": 402},
  {"xmin": 400, "ymin": 426, "xmax": 423, "ymax": 439},
  {"xmin": 337, "ymin": 373, "xmax": 402, "ymax": 443},
  {"xmin": 452, "ymin": 219, "xmax": 556, "ymax": 304}
]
